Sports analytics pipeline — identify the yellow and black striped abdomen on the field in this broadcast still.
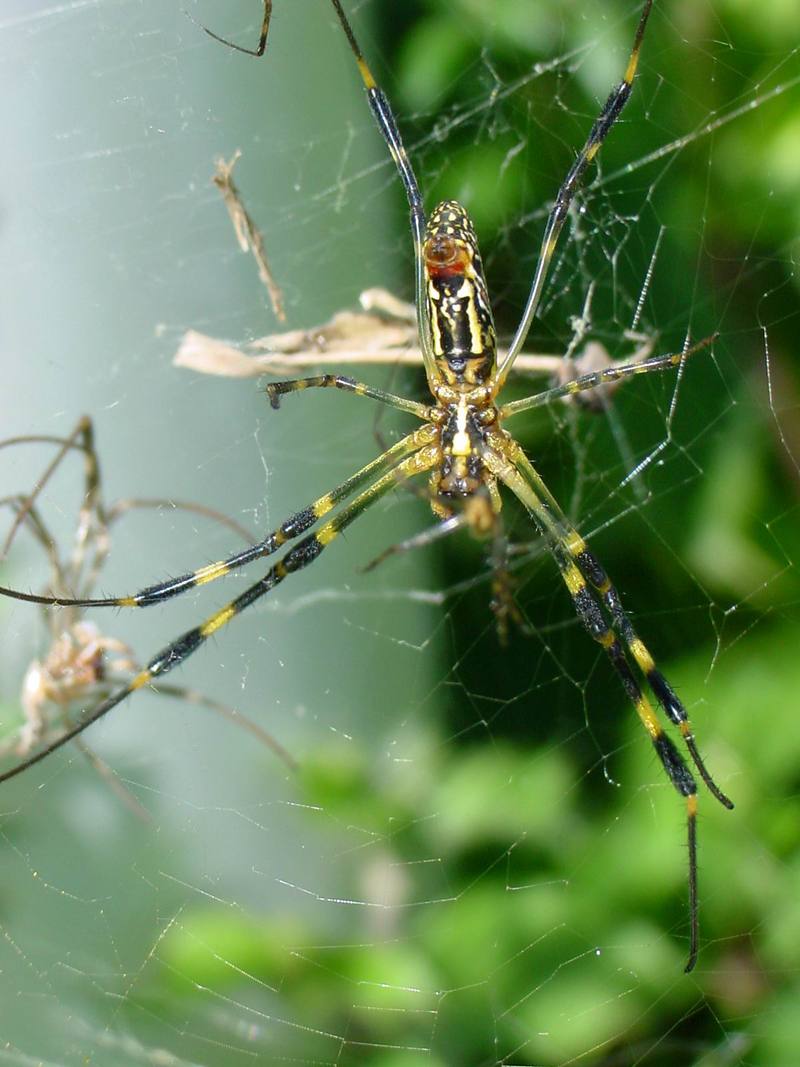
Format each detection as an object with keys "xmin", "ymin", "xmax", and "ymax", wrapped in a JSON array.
[{"xmin": 424, "ymin": 201, "xmax": 496, "ymax": 387}]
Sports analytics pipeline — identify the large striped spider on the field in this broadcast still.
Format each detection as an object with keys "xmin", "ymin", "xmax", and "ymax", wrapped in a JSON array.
[{"xmin": 0, "ymin": 1, "xmax": 731, "ymax": 969}]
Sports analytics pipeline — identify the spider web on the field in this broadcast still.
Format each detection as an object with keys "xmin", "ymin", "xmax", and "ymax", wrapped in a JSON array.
[{"xmin": 1, "ymin": 1, "xmax": 799, "ymax": 1064}]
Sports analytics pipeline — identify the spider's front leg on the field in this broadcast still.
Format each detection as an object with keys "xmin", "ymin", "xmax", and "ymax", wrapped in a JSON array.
[
  {"xmin": 0, "ymin": 427, "xmax": 432, "ymax": 612},
  {"xmin": 0, "ymin": 444, "xmax": 440, "ymax": 785},
  {"xmin": 266, "ymin": 375, "xmax": 428, "ymax": 419}
]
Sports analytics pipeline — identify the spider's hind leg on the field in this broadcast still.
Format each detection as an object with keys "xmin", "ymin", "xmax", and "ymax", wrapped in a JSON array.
[
  {"xmin": 576, "ymin": 545, "xmax": 734, "ymax": 810},
  {"xmin": 483, "ymin": 442, "xmax": 703, "ymax": 971},
  {"xmin": 460, "ymin": 481, "xmax": 527, "ymax": 645},
  {"xmin": 487, "ymin": 516, "xmax": 527, "ymax": 646},
  {"xmin": 502, "ymin": 436, "xmax": 734, "ymax": 810}
]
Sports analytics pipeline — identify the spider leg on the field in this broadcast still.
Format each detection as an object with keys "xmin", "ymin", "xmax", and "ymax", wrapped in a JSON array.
[
  {"xmin": 360, "ymin": 514, "xmax": 466, "ymax": 574},
  {"xmin": 266, "ymin": 374, "xmax": 429, "ymax": 418},
  {"xmin": 0, "ymin": 444, "xmax": 438, "ymax": 785},
  {"xmin": 105, "ymin": 497, "xmax": 256, "ymax": 547},
  {"xmin": 0, "ymin": 496, "xmax": 63, "ymax": 599},
  {"xmin": 193, "ymin": 0, "xmax": 272, "ymax": 57},
  {"xmin": 70, "ymin": 734, "xmax": 152, "ymax": 822},
  {"xmin": 0, "ymin": 425, "xmax": 436, "ymax": 610},
  {"xmin": 87, "ymin": 495, "xmax": 259, "ymax": 605},
  {"xmin": 1, "ymin": 461, "xmax": 294, "ymax": 791},
  {"xmin": 0, "ymin": 417, "xmax": 104, "ymax": 569},
  {"xmin": 95, "ymin": 659, "xmax": 296, "ymax": 771},
  {"xmin": 325, "ymin": 0, "xmax": 438, "ymax": 387},
  {"xmin": 482, "ymin": 442, "xmax": 702, "ymax": 971},
  {"xmin": 152, "ymin": 683, "xmax": 296, "ymax": 771},
  {"xmin": 194, "ymin": 0, "xmax": 439, "ymax": 383},
  {"xmin": 360, "ymin": 484, "xmax": 522, "ymax": 641},
  {"xmin": 497, "ymin": 0, "xmax": 654, "ymax": 385},
  {"xmin": 504, "ymin": 437, "xmax": 733, "ymax": 810},
  {"xmin": 487, "ymin": 512, "xmax": 526, "ymax": 645},
  {"xmin": 500, "ymin": 335, "xmax": 717, "ymax": 420}
]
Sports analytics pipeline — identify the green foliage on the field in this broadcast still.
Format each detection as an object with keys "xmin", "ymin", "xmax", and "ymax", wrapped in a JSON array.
[{"xmin": 151, "ymin": 611, "xmax": 799, "ymax": 1063}]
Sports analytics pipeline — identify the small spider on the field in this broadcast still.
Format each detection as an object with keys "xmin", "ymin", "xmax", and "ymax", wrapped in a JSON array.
[
  {"xmin": 0, "ymin": 417, "xmax": 294, "ymax": 817},
  {"xmin": 0, "ymin": 2, "xmax": 731, "ymax": 968}
]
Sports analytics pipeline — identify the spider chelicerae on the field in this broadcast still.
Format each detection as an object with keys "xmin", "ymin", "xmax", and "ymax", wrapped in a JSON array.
[{"xmin": 0, "ymin": 0, "xmax": 732, "ymax": 970}]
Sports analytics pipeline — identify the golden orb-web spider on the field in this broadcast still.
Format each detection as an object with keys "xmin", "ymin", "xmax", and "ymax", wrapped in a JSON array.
[{"xmin": 0, "ymin": 0, "xmax": 732, "ymax": 970}]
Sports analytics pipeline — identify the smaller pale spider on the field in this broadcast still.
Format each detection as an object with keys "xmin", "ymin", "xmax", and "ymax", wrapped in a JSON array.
[{"xmin": 0, "ymin": 418, "xmax": 294, "ymax": 817}]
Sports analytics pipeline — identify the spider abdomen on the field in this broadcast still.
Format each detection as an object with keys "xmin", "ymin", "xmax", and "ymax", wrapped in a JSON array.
[{"xmin": 424, "ymin": 200, "xmax": 496, "ymax": 386}]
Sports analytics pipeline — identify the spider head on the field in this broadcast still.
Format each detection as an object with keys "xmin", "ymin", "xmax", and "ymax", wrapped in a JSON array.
[{"xmin": 424, "ymin": 201, "xmax": 496, "ymax": 386}]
